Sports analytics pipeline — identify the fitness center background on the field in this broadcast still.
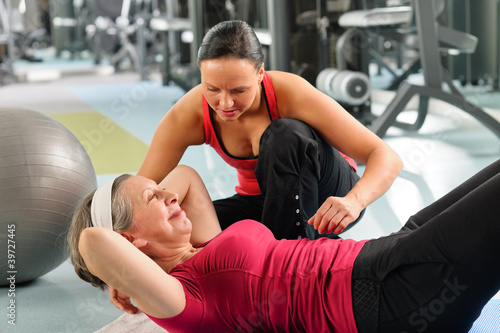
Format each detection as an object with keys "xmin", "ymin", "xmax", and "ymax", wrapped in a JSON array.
[{"xmin": 1, "ymin": 0, "xmax": 500, "ymax": 332}]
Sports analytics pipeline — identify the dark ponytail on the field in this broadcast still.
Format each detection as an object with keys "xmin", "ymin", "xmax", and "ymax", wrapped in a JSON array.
[{"xmin": 197, "ymin": 20, "xmax": 264, "ymax": 71}]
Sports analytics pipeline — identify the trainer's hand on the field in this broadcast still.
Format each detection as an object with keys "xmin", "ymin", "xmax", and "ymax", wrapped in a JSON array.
[
  {"xmin": 108, "ymin": 286, "xmax": 138, "ymax": 314},
  {"xmin": 308, "ymin": 196, "xmax": 361, "ymax": 234}
]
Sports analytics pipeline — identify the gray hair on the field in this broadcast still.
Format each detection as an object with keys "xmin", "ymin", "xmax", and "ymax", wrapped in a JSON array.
[{"xmin": 67, "ymin": 174, "xmax": 133, "ymax": 290}]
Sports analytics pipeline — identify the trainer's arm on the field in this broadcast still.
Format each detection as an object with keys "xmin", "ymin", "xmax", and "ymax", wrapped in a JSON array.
[
  {"xmin": 159, "ymin": 165, "xmax": 221, "ymax": 246},
  {"xmin": 271, "ymin": 72, "xmax": 403, "ymax": 233}
]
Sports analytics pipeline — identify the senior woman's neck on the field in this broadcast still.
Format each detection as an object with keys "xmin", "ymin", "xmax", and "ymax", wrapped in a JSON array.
[{"xmin": 150, "ymin": 244, "xmax": 203, "ymax": 273}]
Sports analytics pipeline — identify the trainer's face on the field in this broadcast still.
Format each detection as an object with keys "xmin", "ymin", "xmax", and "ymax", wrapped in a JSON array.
[{"xmin": 200, "ymin": 57, "xmax": 264, "ymax": 121}]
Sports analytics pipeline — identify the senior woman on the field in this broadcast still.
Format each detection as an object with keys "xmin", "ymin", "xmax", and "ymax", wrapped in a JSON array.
[{"xmin": 68, "ymin": 162, "xmax": 500, "ymax": 332}]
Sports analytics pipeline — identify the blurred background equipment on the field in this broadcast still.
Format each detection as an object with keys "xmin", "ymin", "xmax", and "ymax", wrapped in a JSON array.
[
  {"xmin": 335, "ymin": 0, "xmax": 500, "ymax": 139},
  {"xmin": 2, "ymin": 0, "xmax": 500, "ymax": 135},
  {"xmin": 442, "ymin": 0, "xmax": 499, "ymax": 87},
  {"xmin": 316, "ymin": 67, "xmax": 371, "ymax": 106}
]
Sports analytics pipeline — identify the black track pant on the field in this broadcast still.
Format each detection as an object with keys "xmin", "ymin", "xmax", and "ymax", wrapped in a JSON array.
[
  {"xmin": 352, "ymin": 159, "xmax": 500, "ymax": 333},
  {"xmin": 213, "ymin": 118, "xmax": 362, "ymax": 240}
]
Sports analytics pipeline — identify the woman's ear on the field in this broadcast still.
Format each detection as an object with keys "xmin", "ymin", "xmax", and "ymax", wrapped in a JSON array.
[
  {"xmin": 258, "ymin": 64, "xmax": 265, "ymax": 84},
  {"xmin": 119, "ymin": 232, "xmax": 148, "ymax": 249},
  {"xmin": 132, "ymin": 238, "xmax": 148, "ymax": 249}
]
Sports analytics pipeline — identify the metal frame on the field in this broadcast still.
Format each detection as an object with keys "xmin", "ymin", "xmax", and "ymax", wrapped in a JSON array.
[
  {"xmin": 266, "ymin": 0, "xmax": 290, "ymax": 71},
  {"xmin": 369, "ymin": 0, "xmax": 500, "ymax": 139}
]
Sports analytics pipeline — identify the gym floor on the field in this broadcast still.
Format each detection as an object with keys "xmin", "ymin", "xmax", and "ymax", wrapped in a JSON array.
[{"xmin": 1, "ymin": 49, "xmax": 500, "ymax": 332}]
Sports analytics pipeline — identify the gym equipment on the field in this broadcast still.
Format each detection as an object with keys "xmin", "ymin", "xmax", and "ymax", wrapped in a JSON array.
[
  {"xmin": 444, "ymin": 0, "xmax": 499, "ymax": 86},
  {"xmin": 337, "ymin": 0, "xmax": 500, "ymax": 139},
  {"xmin": 336, "ymin": 0, "xmax": 446, "ymax": 90},
  {"xmin": 86, "ymin": 0, "xmax": 156, "ymax": 80},
  {"xmin": 0, "ymin": 0, "xmax": 15, "ymax": 84},
  {"xmin": 0, "ymin": 0, "xmax": 9, "ymax": 45},
  {"xmin": 316, "ymin": 68, "xmax": 371, "ymax": 106},
  {"xmin": 149, "ymin": 0, "xmax": 194, "ymax": 89},
  {"xmin": 264, "ymin": 0, "xmax": 373, "ymax": 119},
  {"xmin": 0, "ymin": 108, "xmax": 97, "ymax": 285},
  {"xmin": 50, "ymin": 0, "xmax": 90, "ymax": 57},
  {"xmin": 266, "ymin": 0, "xmax": 290, "ymax": 72},
  {"xmin": 150, "ymin": 0, "xmax": 271, "ymax": 90}
]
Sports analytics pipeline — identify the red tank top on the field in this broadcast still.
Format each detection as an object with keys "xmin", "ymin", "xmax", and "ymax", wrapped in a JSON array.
[
  {"xmin": 147, "ymin": 220, "xmax": 367, "ymax": 332},
  {"xmin": 203, "ymin": 72, "xmax": 357, "ymax": 196}
]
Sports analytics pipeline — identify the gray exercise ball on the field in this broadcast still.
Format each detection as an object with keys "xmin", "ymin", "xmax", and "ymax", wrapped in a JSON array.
[{"xmin": 0, "ymin": 108, "xmax": 97, "ymax": 285}]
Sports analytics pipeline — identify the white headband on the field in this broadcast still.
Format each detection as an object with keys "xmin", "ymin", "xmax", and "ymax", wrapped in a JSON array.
[{"xmin": 90, "ymin": 178, "xmax": 116, "ymax": 230}]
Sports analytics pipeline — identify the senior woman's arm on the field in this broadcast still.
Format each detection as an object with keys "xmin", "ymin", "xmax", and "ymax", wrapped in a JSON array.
[
  {"xmin": 108, "ymin": 165, "xmax": 221, "ymax": 314},
  {"xmin": 80, "ymin": 227, "xmax": 186, "ymax": 319}
]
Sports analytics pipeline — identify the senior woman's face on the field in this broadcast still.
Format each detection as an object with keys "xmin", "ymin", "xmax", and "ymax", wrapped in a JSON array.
[{"xmin": 121, "ymin": 176, "xmax": 192, "ymax": 244}]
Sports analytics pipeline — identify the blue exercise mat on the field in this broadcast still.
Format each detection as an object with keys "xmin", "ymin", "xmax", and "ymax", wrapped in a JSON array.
[{"xmin": 469, "ymin": 299, "xmax": 500, "ymax": 332}]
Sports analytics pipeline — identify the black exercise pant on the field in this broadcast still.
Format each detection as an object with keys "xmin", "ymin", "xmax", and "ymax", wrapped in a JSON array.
[
  {"xmin": 213, "ymin": 118, "xmax": 362, "ymax": 240},
  {"xmin": 352, "ymin": 159, "xmax": 500, "ymax": 332}
]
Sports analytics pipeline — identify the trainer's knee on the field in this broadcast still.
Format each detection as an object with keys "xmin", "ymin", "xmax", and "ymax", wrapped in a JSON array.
[
  {"xmin": 261, "ymin": 119, "xmax": 316, "ymax": 149},
  {"xmin": 267, "ymin": 118, "xmax": 311, "ymax": 136}
]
